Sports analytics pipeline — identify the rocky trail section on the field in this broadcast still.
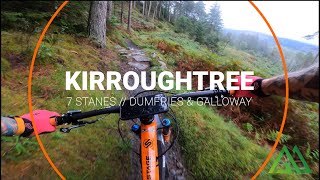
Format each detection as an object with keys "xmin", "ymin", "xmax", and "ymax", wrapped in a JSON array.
[{"xmin": 115, "ymin": 39, "xmax": 190, "ymax": 180}]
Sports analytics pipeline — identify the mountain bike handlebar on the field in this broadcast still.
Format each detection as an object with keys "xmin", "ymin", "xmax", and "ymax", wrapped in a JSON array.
[
  {"xmin": 49, "ymin": 106, "xmax": 121, "ymax": 126},
  {"xmin": 50, "ymin": 89, "xmax": 234, "ymax": 126}
]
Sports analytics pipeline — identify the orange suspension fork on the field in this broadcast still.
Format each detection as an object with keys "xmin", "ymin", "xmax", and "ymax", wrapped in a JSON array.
[{"xmin": 140, "ymin": 117, "xmax": 159, "ymax": 180}]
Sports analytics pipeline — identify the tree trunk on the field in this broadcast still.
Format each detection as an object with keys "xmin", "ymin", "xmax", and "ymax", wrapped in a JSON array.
[
  {"xmin": 144, "ymin": 1, "xmax": 148, "ymax": 16},
  {"xmin": 88, "ymin": 1, "xmax": 108, "ymax": 48},
  {"xmin": 110, "ymin": 1, "xmax": 113, "ymax": 17},
  {"xmin": 147, "ymin": 1, "xmax": 152, "ymax": 17},
  {"xmin": 164, "ymin": 1, "xmax": 167, "ymax": 19},
  {"xmin": 173, "ymin": 2, "xmax": 176, "ymax": 22},
  {"xmin": 113, "ymin": 1, "xmax": 115, "ymax": 16},
  {"xmin": 120, "ymin": 1, "xmax": 124, "ymax": 23},
  {"xmin": 127, "ymin": 1, "xmax": 132, "ymax": 32},
  {"xmin": 158, "ymin": 1, "xmax": 162, "ymax": 19},
  {"xmin": 133, "ymin": 1, "xmax": 136, "ymax": 9},
  {"xmin": 221, "ymin": 39, "xmax": 230, "ymax": 53},
  {"xmin": 142, "ymin": 1, "xmax": 145, "ymax": 15},
  {"xmin": 153, "ymin": 1, "xmax": 159, "ymax": 20},
  {"xmin": 168, "ymin": 1, "xmax": 171, "ymax": 22},
  {"xmin": 107, "ymin": 1, "xmax": 113, "ymax": 20}
]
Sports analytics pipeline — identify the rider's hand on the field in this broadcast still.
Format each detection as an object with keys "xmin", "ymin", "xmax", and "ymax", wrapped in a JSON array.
[
  {"xmin": 21, "ymin": 110, "xmax": 60, "ymax": 137},
  {"xmin": 232, "ymin": 75, "xmax": 263, "ymax": 98}
]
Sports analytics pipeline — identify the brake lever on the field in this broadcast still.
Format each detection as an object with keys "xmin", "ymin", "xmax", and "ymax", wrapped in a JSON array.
[
  {"xmin": 60, "ymin": 124, "xmax": 85, "ymax": 133},
  {"xmin": 59, "ymin": 116, "xmax": 107, "ymax": 133}
]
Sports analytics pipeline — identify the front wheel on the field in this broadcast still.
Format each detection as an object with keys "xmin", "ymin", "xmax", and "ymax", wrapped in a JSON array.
[
  {"xmin": 155, "ymin": 114, "xmax": 169, "ymax": 180},
  {"xmin": 158, "ymin": 140, "xmax": 169, "ymax": 180}
]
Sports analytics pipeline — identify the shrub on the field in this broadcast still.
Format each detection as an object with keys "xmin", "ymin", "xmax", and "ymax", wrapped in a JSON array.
[
  {"xmin": 37, "ymin": 44, "xmax": 53, "ymax": 63},
  {"xmin": 242, "ymin": 122, "xmax": 254, "ymax": 132},
  {"xmin": 204, "ymin": 32, "xmax": 220, "ymax": 53},
  {"xmin": 174, "ymin": 16, "xmax": 192, "ymax": 33},
  {"xmin": 108, "ymin": 15, "xmax": 120, "ymax": 27},
  {"xmin": 306, "ymin": 143, "xmax": 320, "ymax": 162},
  {"xmin": 190, "ymin": 21, "xmax": 206, "ymax": 44},
  {"xmin": 156, "ymin": 40, "xmax": 181, "ymax": 54}
]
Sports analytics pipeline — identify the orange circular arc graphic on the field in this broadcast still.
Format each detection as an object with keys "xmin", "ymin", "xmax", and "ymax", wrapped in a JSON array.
[
  {"xmin": 27, "ymin": 1, "xmax": 289, "ymax": 180},
  {"xmin": 28, "ymin": 1, "xmax": 68, "ymax": 180},
  {"xmin": 249, "ymin": 1, "xmax": 289, "ymax": 179}
]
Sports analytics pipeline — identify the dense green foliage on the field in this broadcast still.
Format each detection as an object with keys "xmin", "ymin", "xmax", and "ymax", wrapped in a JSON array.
[{"xmin": 173, "ymin": 2, "xmax": 225, "ymax": 52}]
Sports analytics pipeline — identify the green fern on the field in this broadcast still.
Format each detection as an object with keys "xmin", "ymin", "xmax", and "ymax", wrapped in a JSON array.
[
  {"xmin": 311, "ymin": 149, "xmax": 319, "ymax": 161},
  {"xmin": 266, "ymin": 130, "xmax": 291, "ymax": 144},
  {"xmin": 242, "ymin": 122, "xmax": 254, "ymax": 132},
  {"xmin": 305, "ymin": 142, "xmax": 312, "ymax": 159},
  {"xmin": 255, "ymin": 132, "xmax": 262, "ymax": 141},
  {"xmin": 15, "ymin": 143, "xmax": 29, "ymax": 155}
]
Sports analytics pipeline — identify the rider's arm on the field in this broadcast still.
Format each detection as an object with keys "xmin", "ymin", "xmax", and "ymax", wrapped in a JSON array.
[
  {"xmin": 1, "ymin": 110, "xmax": 60, "ymax": 137},
  {"xmin": 1, "ymin": 116, "xmax": 34, "ymax": 137},
  {"xmin": 1, "ymin": 116, "xmax": 20, "ymax": 136},
  {"xmin": 233, "ymin": 62, "xmax": 319, "ymax": 103},
  {"xmin": 261, "ymin": 62, "xmax": 319, "ymax": 102}
]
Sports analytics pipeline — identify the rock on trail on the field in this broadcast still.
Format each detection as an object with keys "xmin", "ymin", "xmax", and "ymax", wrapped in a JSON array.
[{"xmin": 115, "ymin": 39, "xmax": 188, "ymax": 180}]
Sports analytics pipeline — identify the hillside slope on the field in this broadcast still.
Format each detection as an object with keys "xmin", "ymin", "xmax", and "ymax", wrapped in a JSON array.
[{"xmin": 224, "ymin": 28, "xmax": 318, "ymax": 54}]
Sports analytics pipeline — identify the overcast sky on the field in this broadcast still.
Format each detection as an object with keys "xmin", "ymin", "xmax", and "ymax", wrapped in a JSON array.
[{"xmin": 203, "ymin": 1, "xmax": 319, "ymax": 46}]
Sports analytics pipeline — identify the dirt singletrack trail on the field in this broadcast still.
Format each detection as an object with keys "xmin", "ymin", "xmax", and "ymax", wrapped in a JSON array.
[{"xmin": 116, "ymin": 39, "xmax": 189, "ymax": 180}]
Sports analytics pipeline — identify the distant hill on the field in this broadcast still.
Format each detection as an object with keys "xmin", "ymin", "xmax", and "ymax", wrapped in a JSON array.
[{"xmin": 223, "ymin": 28, "xmax": 319, "ymax": 54}]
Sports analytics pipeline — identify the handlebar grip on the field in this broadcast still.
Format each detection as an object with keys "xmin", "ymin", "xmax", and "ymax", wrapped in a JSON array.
[
  {"xmin": 49, "ymin": 116, "xmax": 67, "ymax": 126},
  {"xmin": 229, "ymin": 90, "xmax": 235, "ymax": 95},
  {"xmin": 49, "ymin": 117, "xmax": 57, "ymax": 126}
]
